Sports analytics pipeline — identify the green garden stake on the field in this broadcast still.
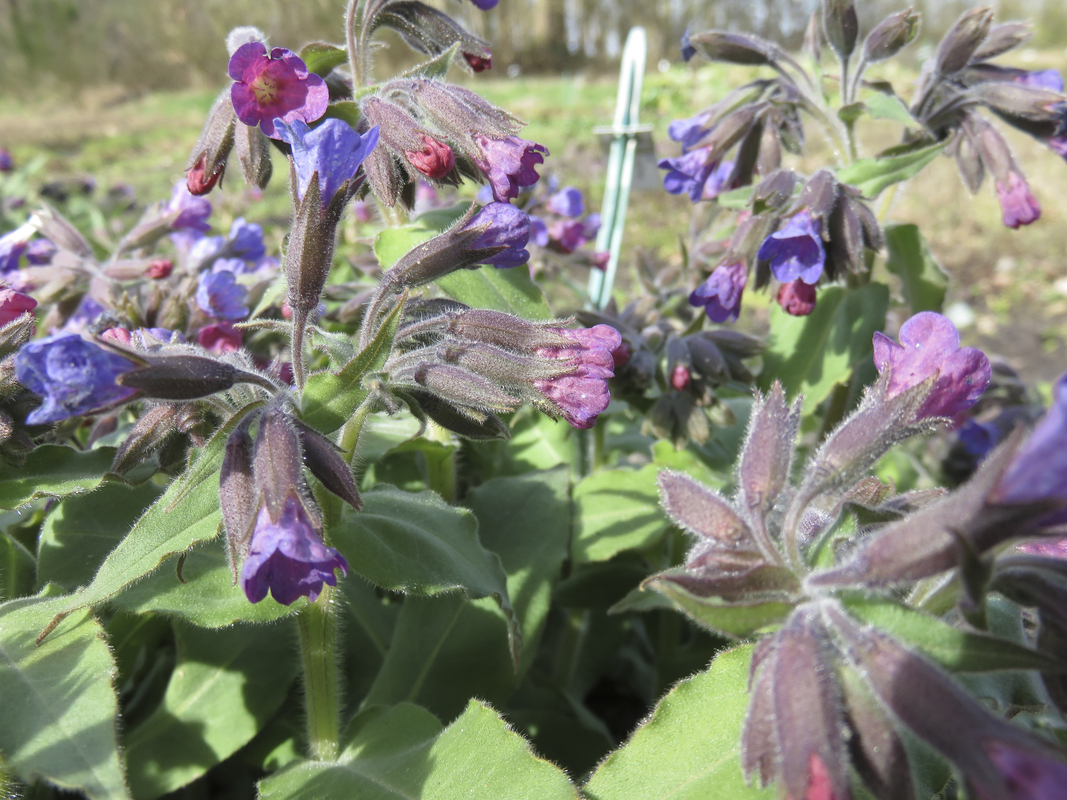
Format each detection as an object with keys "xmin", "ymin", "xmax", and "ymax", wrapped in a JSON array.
[{"xmin": 587, "ymin": 26, "xmax": 652, "ymax": 310}]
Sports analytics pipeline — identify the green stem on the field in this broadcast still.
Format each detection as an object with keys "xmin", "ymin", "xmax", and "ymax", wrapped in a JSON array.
[
  {"xmin": 297, "ymin": 587, "xmax": 343, "ymax": 761},
  {"xmin": 345, "ymin": 0, "xmax": 363, "ymax": 88},
  {"xmin": 339, "ymin": 401, "xmax": 373, "ymax": 464},
  {"xmin": 591, "ymin": 420, "xmax": 607, "ymax": 472},
  {"xmin": 551, "ymin": 609, "xmax": 587, "ymax": 689}
]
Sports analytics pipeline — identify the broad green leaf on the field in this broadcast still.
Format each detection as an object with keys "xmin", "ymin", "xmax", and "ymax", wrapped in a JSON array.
[
  {"xmin": 583, "ymin": 645, "xmax": 772, "ymax": 800},
  {"xmin": 865, "ymin": 92, "xmax": 916, "ymax": 126},
  {"xmin": 835, "ymin": 140, "xmax": 946, "ymax": 197},
  {"xmin": 716, "ymin": 185, "xmax": 754, "ymax": 210},
  {"xmin": 374, "ymin": 224, "xmax": 437, "ymax": 271},
  {"xmin": 0, "ymin": 445, "xmax": 114, "ymax": 509},
  {"xmin": 364, "ymin": 468, "xmax": 571, "ymax": 718},
  {"xmin": 37, "ymin": 481, "xmax": 163, "ymax": 592},
  {"xmin": 645, "ymin": 577, "xmax": 794, "ymax": 639},
  {"xmin": 324, "ymin": 100, "xmax": 361, "ymax": 129},
  {"xmin": 465, "ymin": 409, "xmax": 578, "ymax": 479},
  {"xmin": 400, "ymin": 41, "xmax": 462, "ymax": 79},
  {"xmin": 125, "ymin": 623, "xmax": 299, "ymax": 800},
  {"xmin": 436, "ymin": 267, "xmax": 553, "ymax": 321},
  {"xmin": 651, "ymin": 440, "xmax": 724, "ymax": 488},
  {"xmin": 43, "ymin": 412, "xmax": 253, "ymax": 631},
  {"xmin": 843, "ymin": 597, "xmax": 1061, "ymax": 673},
  {"xmin": 0, "ymin": 531, "xmax": 35, "ymax": 602},
  {"xmin": 357, "ymin": 412, "xmax": 421, "ymax": 464},
  {"xmin": 301, "ymin": 300, "xmax": 403, "ymax": 432},
  {"xmin": 884, "ymin": 223, "xmax": 948, "ymax": 314},
  {"xmin": 572, "ymin": 464, "xmax": 668, "ymax": 563},
  {"xmin": 112, "ymin": 535, "xmax": 297, "ymax": 627},
  {"xmin": 259, "ymin": 701, "xmax": 577, "ymax": 799},
  {"xmin": 0, "ymin": 590, "xmax": 129, "ymax": 800},
  {"xmin": 332, "ymin": 486, "xmax": 517, "ymax": 660},
  {"xmin": 760, "ymin": 284, "xmax": 889, "ymax": 415},
  {"xmin": 299, "ymin": 42, "xmax": 347, "ymax": 77}
]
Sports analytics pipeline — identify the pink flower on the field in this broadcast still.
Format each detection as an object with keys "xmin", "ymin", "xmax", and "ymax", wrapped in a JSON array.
[
  {"xmin": 229, "ymin": 42, "xmax": 329, "ymax": 139},
  {"xmin": 0, "ymin": 287, "xmax": 36, "ymax": 327},
  {"xmin": 532, "ymin": 325, "xmax": 621, "ymax": 429},
  {"xmin": 777, "ymin": 280, "xmax": 817, "ymax": 316},
  {"xmin": 198, "ymin": 321, "xmax": 243, "ymax": 354},
  {"xmin": 996, "ymin": 172, "xmax": 1041, "ymax": 229},
  {"xmin": 405, "ymin": 135, "xmax": 456, "ymax": 180}
]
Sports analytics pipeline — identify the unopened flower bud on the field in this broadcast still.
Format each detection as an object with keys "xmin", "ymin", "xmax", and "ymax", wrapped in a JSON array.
[
  {"xmin": 186, "ymin": 90, "xmax": 236, "ymax": 196},
  {"xmin": 684, "ymin": 31, "xmax": 780, "ymax": 66},
  {"xmin": 405, "ymin": 134, "xmax": 456, "ymax": 180},
  {"xmin": 116, "ymin": 354, "xmax": 247, "ymax": 400},
  {"xmin": 935, "ymin": 7, "xmax": 994, "ymax": 75},
  {"xmin": 822, "ymin": 0, "xmax": 858, "ymax": 60},
  {"xmin": 233, "ymin": 121, "xmax": 273, "ymax": 190},
  {"xmin": 293, "ymin": 418, "xmax": 362, "ymax": 510},
  {"xmin": 777, "ymin": 280, "xmax": 817, "ymax": 316},
  {"xmin": 972, "ymin": 21, "xmax": 1032, "ymax": 61},
  {"xmin": 862, "ymin": 8, "xmax": 921, "ymax": 63},
  {"xmin": 147, "ymin": 258, "xmax": 173, "ymax": 279}
]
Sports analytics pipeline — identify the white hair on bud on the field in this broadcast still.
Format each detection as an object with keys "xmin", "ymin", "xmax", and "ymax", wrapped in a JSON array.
[{"xmin": 226, "ymin": 27, "xmax": 268, "ymax": 56}]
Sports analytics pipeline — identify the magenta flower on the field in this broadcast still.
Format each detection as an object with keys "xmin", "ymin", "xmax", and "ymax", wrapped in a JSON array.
[
  {"xmin": 690, "ymin": 262, "xmax": 747, "ymax": 323},
  {"xmin": 777, "ymin": 279, "xmax": 817, "ymax": 316},
  {"xmin": 758, "ymin": 211, "xmax": 827, "ymax": 285},
  {"xmin": 405, "ymin": 135, "xmax": 455, "ymax": 180},
  {"xmin": 198, "ymin": 321, "xmax": 243, "ymax": 354},
  {"xmin": 474, "ymin": 135, "xmax": 549, "ymax": 202},
  {"xmin": 533, "ymin": 325, "xmax": 621, "ymax": 429},
  {"xmin": 229, "ymin": 42, "xmax": 329, "ymax": 139},
  {"xmin": 241, "ymin": 495, "xmax": 349, "ymax": 605},
  {"xmin": 0, "ymin": 287, "xmax": 35, "ymax": 326},
  {"xmin": 996, "ymin": 172, "xmax": 1041, "ymax": 229},
  {"xmin": 872, "ymin": 311, "xmax": 990, "ymax": 420}
]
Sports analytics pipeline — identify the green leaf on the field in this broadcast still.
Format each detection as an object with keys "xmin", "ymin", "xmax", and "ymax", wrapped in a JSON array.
[
  {"xmin": 883, "ymin": 223, "xmax": 948, "ymax": 315},
  {"xmin": 583, "ymin": 645, "xmax": 772, "ymax": 800},
  {"xmin": 301, "ymin": 300, "xmax": 403, "ymax": 433},
  {"xmin": 437, "ymin": 267, "xmax": 553, "ymax": 321},
  {"xmin": 37, "ymin": 481, "xmax": 163, "ymax": 592},
  {"xmin": 572, "ymin": 465, "xmax": 669, "ymax": 563},
  {"xmin": 715, "ymin": 185, "xmax": 754, "ymax": 210},
  {"xmin": 124, "ymin": 623, "xmax": 299, "ymax": 800},
  {"xmin": 759, "ymin": 284, "xmax": 889, "ymax": 414},
  {"xmin": 259, "ymin": 701, "xmax": 577, "ymax": 799},
  {"xmin": 0, "ymin": 590, "xmax": 129, "ymax": 800},
  {"xmin": 299, "ymin": 42, "xmax": 348, "ymax": 77},
  {"xmin": 324, "ymin": 101, "xmax": 361, "ymax": 129},
  {"xmin": 642, "ymin": 578, "xmax": 794, "ymax": 638},
  {"xmin": 374, "ymin": 224, "xmax": 437, "ymax": 271},
  {"xmin": 0, "ymin": 445, "xmax": 114, "ymax": 509},
  {"xmin": 332, "ymin": 486, "xmax": 518, "ymax": 661},
  {"xmin": 364, "ymin": 468, "xmax": 571, "ymax": 718},
  {"xmin": 842, "ymin": 596, "xmax": 1061, "ymax": 673},
  {"xmin": 835, "ymin": 140, "xmax": 946, "ymax": 197},
  {"xmin": 865, "ymin": 92, "xmax": 917, "ymax": 126},
  {"xmin": 837, "ymin": 102, "xmax": 866, "ymax": 125},
  {"xmin": 112, "ymin": 535, "xmax": 298, "ymax": 627},
  {"xmin": 0, "ymin": 531, "xmax": 35, "ymax": 602},
  {"xmin": 400, "ymin": 41, "xmax": 462, "ymax": 79}
]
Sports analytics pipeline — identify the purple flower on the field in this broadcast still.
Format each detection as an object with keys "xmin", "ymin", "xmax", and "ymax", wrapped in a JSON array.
[
  {"xmin": 229, "ymin": 42, "xmax": 329, "ymax": 139},
  {"xmin": 958, "ymin": 418, "xmax": 999, "ymax": 459},
  {"xmin": 689, "ymin": 262, "xmax": 747, "ymax": 323},
  {"xmin": 464, "ymin": 202, "xmax": 531, "ymax": 268},
  {"xmin": 530, "ymin": 215, "xmax": 549, "ymax": 247},
  {"xmin": 545, "ymin": 186, "xmax": 584, "ymax": 217},
  {"xmin": 188, "ymin": 235, "xmax": 226, "ymax": 268},
  {"xmin": 0, "ymin": 148, "xmax": 13, "ymax": 172},
  {"xmin": 0, "ymin": 230, "xmax": 28, "ymax": 273},
  {"xmin": 658, "ymin": 149, "xmax": 734, "ymax": 202},
  {"xmin": 473, "ymin": 135, "xmax": 549, "ymax": 202},
  {"xmin": 25, "ymin": 239, "xmax": 56, "ymax": 266},
  {"xmin": 165, "ymin": 181, "xmax": 212, "ymax": 233},
  {"xmin": 196, "ymin": 263, "xmax": 249, "ymax": 320},
  {"xmin": 64, "ymin": 297, "xmax": 106, "ymax": 332},
  {"xmin": 668, "ymin": 112, "xmax": 712, "ymax": 150},
  {"xmin": 468, "ymin": 0, "xmax": 498, "ymax": 8},
  {"xmin": 996, "ymin": 172, "xmax": 1041, "ymax": 229},
  {"xmin": 241, "ymin": 495, "xmax": 348, "ymax": 605},
  {"xmin": 1015, "ymin": 69, "xmax": 1065, "ymax": 93},
  {"xmin": 992, "ymin": 374, "xmax": 1067, "ymax": 517},
  {"xmin": 15, "ymin": 333, "xmax": 137, "ymax": 424},
  {"xmin": 777, "ymin": 279, "xmax": 817, "ymax": 316},
  {"xmin": 274, "ymin": 118, "xmax": 380, "ymax": 208},
  {"xmin": 533, "ymin": 325, "xmax": 621, "ymax": 429},
  {"xmin": 681, "ymin": 30, "xmax": 696, "ymax": 62},
  {"xmin": 226, "ymin": 217, "xmax": 265, "ymax": 262},
  {"xmin": 758, "ymin": 211, "xmax": 827, "ymax": 285},
  {"xmin": 976, "ymin": 741, "xmax": 1067, "ymax": 800},
  {"xmin": 872, "ymin": 311, "xmax": 991, "ymax": 420}
]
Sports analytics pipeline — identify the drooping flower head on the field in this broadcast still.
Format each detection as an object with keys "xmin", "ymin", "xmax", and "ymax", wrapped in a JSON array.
[
  {"xmin": 668, "ymin": 111, "xmax": 713, "ymax": 150},
  {"xmin": 15, "ymin": 333, "xmax": 138, "ymax": 424},
  {"xmin": 872, "ymin": 311, "xmax": 990, "ymax": 420},
  {"xmin": 996, "ymin": 172, "xmax": 1041, "ymax": 229},
  {"xmin": 758, "ymin": 211, "xmax": 827, "ymax": 285},
  {"xmin": 229, "ymin": 42, "xmax": 329, "ymax": 139},
  {"xmin": 473, "ymin": 135, "xmax": 549, "ymax": 202},
  {"xmin": 659, "ymin": 149, "xmax": 734, "ymax": 202},
  {"xmin": 689, "ymin": 262, "xmax": 747, "ymax": 323},
  {"xmin": 777, "ymin": 279, "xmax": 818, "ymax": 316},
  {"xmin": 241, "ymin": 495, "xmax": 349, "ymax": 605},
  {"xmin": 463, "ymin": 202, "xmax": 532, "ymax": 268},
  {"xmin": 532, "ymin": 325, "xmax": 622, "ymax": 429},
  {"xmin": 274, "ymin": 118, "xmax": 380, "ymax": 208}
]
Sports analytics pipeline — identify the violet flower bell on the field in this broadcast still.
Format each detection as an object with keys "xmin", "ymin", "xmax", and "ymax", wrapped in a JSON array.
[
  {"xmin": 873, "ymin": 311, "xmax": 991, "ymax": 421},
  {"xmin": 15, "ymin": 333, "xmax": 138, "ymax": 424},
  {"xmin": 274, "ymin": 118, "xmax": 380, "ymax": 210},
  {"xmin": 689, "ymin": 262, "xmax": 747, "ymax": 323},
  {"xmin": 229, "ymin": 42, "xmax": 329, "ymax": 139},
  {"xmin": 532, "ymin": 325, "xmax": 622, "ymax": 429},
  {"xmin": 757, "ymin": 210, "xmax": 826, "ymax": 285},
  {"xmin": 196, "ymin": 263, "xmax": 249, "ymax": 321},
  {"xmin": 545, "ymin": 186, "xmax": 584, "ymax": 217},
  {"xmin": 473, "ymin": 135, "xmax": 548, "ymax": 202},
  {"xmin": 996, "ymin": 171, "xmax": 1042, "ymax": 229},
  {"xmin": 241, "ymin": 495, "xmax": 349, "ymax": 605},
  {"xmin": 465, "ymin": 202, "xmax": 531, "ymax": 268},
  {"xmin": 659, "ymin": 149, "xmax": 734, "ymax": 202}
]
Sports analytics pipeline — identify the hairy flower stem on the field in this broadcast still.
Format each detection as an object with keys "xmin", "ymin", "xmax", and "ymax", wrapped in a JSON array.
[
  {"xmin": 297, "ymin": 587, "xmax": 343, "ymax": 762},
  {"xmin": 345, "ymin": 0, "xmax": 364, "ymax": 88},
  {"xmin": 291, "ymin": 307, "xmax": 309, "ymax": 393}
]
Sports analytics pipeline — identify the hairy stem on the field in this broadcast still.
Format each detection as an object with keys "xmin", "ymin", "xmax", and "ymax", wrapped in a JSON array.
[{"xmin": 297, "ymin": 587, "xmax": 343, "ymax": 761}]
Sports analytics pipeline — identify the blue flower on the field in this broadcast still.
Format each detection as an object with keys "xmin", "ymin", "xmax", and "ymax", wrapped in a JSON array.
[
  {"xmin": 658, "ymin": 149, "xmax": 734, "ymax": 202},
  {"xmin": 241, "ymin": 495, "xmax": 349, "ymax": 605},
  {"xmin": 196, "ymin": 263, "xmax": 249, "ymax": 320},
  {"xmin": 545, "ymin": 186, "xmax": 584, "ymax": 217},
  {"xmin": 273, "ymin": 118, "xmax": 380, "ymax": 208},
  {"xmin": 1015, "ymin": 69, "xmax": 1065, "ymax": 93},
  {"xmin": 16, "ymin": 334, "xmax": 138, "ymax": 424},
  {"xmin": 668, "ymin": 112, "xmax": 712, "ymax": 150},
  {"xmin": 757, "ymin": 211, "xmax": 827, "ymax": 284},
  {"xmin": 0, "ymin": 229, "xmax": 29, "ymax": 273},
  {"xmin": 465, "ymin": 202, "xmax": 532, "ymax": 268},
  {"xmin": 226, "ymin": 217, "xmax": 265, "ymax": 262},
  {"xmin": 690, "ymin": 262, "xmax": 747, "ymax": 323},
  {"xmin": 164, "ymin": 181, "xmax": 212, "ymax": 233}
]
